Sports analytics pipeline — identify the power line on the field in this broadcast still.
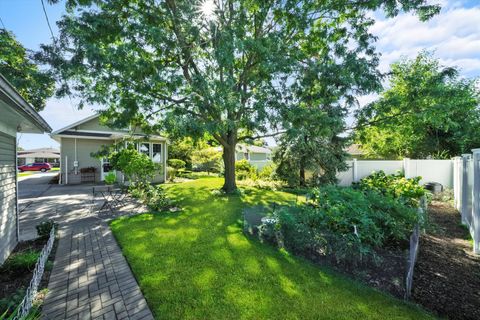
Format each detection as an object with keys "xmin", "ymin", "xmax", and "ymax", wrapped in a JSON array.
[
  {"xmin": 41, "ymin": 0, "xmax": 56, "ymax": 43},
  {"xmin": 0, "ymin": 16, "xmax": 6, "ymax": 29},
  {"xmin": 40, "ymin": 0, "xmax": 77, "ymax": 112}
]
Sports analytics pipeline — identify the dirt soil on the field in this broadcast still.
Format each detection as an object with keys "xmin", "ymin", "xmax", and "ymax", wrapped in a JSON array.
[
  {"xmin": 412, "ymin": 201, "xmax": 480, "ymax": 320},
  {"xmin": 0, "ymin": 238, "xmax": 57, "ymax": 314}
]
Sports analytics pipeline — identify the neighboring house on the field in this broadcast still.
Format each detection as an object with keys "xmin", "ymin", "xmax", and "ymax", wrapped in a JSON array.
[
  {"xmin": 0, "ymin": 74, "xmax": 52, "ymax": 264},
  {"xmin": 17, "ymin": 147, "xmax": 60, "ymax": 166},
  {"xmin": 345, "ymin": 144, "xmax": 365, "ymax": 159},
  {"xmin": 215, "ymin": 144, "xmax": 272, "ymax": 170},
  {"xmin": 50, "ymin": 114, "xmax": 168, "ymax": 184}
]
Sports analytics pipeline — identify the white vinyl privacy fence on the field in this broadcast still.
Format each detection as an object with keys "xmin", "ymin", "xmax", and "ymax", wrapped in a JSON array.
[
  {"xmin": 336, "ymin": 158, "xmax": 454, "ymax": 188},
  {"xmin": 453, "ymin": 150, "xmax": 480, "ymax": 254}
]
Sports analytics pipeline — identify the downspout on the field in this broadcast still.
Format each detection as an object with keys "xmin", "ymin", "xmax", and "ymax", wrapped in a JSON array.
[
  {"xmin": 15, "ymin": 136, "xmax": 19, "ymax": 242},
  {"xmin": 74, "ymin": 138, "xmax": 78, "ymax": 175},
  {"xmin": 164, "ymin": 142, "xmax": 168, "ymax": 182}
]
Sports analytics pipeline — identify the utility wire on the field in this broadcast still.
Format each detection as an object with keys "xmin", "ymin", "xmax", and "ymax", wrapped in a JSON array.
[
  {"xmin": 40, "ymin": 0, "xmax": 77, "ymax": 112},
  {"xmin": 41, "ymin": 0, "xmax": 56, "ymax": 44},
  {"xmin": 0, "ymin": 16, "xmax": 6, "ymax": 29}
]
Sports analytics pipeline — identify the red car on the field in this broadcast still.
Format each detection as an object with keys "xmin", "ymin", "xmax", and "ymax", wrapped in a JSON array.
[{"xmin": 18, "ymin": 162, "xmax": 52, "ymax": 173}]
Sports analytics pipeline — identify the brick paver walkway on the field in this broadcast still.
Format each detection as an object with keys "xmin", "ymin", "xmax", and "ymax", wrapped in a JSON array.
[{"xmin": 42, "ymin": 224, "xmax": 154, "ymax": 320}]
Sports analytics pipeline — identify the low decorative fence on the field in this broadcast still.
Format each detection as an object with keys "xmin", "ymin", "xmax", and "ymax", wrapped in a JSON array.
[
  {"xmin": 12, "ymin": 225, "xmax": 56, "ymax": 320},
  {"xmin": 453, "ymin": 150, "xmax": 480, "ymax": 254}
]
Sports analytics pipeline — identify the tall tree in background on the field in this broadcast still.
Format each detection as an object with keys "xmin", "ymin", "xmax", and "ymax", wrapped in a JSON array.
[
  {"xmin": 355, "ymin": 52, "xmax": 480, "ymax": 159},
  {"xmin": 39, "ymin": 0, "xmax": 439, "ymax": 192},
  {"xmin": 0, "ymin": 29, "xmax": 54, "ymax": 111}
]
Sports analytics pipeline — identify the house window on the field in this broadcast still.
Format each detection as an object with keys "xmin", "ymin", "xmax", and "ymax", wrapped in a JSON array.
[
  {"xmin": 139, "ymin": 143, "xmax": 150, "ymax": 156},
  {"xmin": 152, "ymin": 143, "xmax": 162, "ymax": 163},
  {"xmin": 244, "ymin": 152, "xmax": 249, "ymax": 160}
]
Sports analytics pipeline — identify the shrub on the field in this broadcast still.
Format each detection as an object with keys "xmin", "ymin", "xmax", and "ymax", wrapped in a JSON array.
[
  {"xmin": 274, "ymin": 185, "xmax": 419, "ymax": 264},
  {"xmin": 110, "ymin": 148, "xmax": 156, "ymax": 184},
  {"xmin": 168, "ymin": 159, "xmax": 186, "ymax": 170},
  {"xmin": 36, "ymin": 220, "xmax": 58, "ymax": 239},
  {"xmin": 104, "ymin": 172, "xmax": 116, "ymax": 185},
  {"xmin": 128, "ymin": 183, "xmax": 171, "ymax": 211},
  {"xmin": 167, "ymin": 159, "xmax": 186, "ymax": 182},
  {"xmin": 357, "ymin": 171, "xmax": 426, "ymax": 207},
  {"xmin": 258, "ymin": 163, "xmax": 276, "ymax": 180},
  {"xmin": 235, "ymin": 159, "xmax": 256, "ymax": 180},
  {"xmin": 0, "ymin": 250, "xmax": 40, "ymax": 275},
  {"xmin": 191, "ymin": 148, "xmax": 222, "ymax": 174}
]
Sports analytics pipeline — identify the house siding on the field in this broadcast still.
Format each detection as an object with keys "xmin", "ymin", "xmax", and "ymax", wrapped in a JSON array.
[
  {"xmin": 60, "ymin": 137, "xmax": 166, "ymax": 184},
  {"xmin": 0, "ymin": 131, "xmax": 17, "ymax": 264},
  {"xmin": 60, "ymin": 138, "xmax": 113, "ymax": 184}
]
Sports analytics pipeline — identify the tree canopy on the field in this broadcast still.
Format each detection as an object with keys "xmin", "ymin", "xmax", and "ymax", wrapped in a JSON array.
[
  {"xmin": 355, "ymin": 52, "xmax": 480, "ymax": 159},
  {"xmin": 0, "ymin": 29, "xmax": 55, "ymax": 111},
  {"xmin": 39, "ymin": 0, "xmax": 440, "ymax": 191}
]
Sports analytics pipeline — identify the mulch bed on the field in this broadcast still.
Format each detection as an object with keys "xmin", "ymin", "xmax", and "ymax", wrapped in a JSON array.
[
  {"xmin": 0, "ymin": 237, "xmax": 57, "ymax": 314},
  {"xmin": 412, "ymin": 201, "xmax": 480, "ymax": 320}
]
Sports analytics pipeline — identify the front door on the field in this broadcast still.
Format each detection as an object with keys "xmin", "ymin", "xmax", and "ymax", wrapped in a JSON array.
[{"xmin": 100, "ymin": 158, "xmax": 114, "ymax": 181}]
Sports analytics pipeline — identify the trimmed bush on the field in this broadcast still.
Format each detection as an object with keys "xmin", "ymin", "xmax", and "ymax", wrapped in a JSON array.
[{"xmin": 36, "ymin": 220, "xmax": 58, "ymax": 239}]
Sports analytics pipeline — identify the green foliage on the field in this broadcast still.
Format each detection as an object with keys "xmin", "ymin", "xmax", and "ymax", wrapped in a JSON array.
[
  {"xmin": 0, "ymin": 29, "xmax": 54, "ymax": 111},
  {"xmin": 357, "ymin": 171, "xmax": 426, "ymax": 206},
  {"xmin": 276, "ymin": 185, "xmax": 419, "ymax": 264},
  {"xmin": 38, "ymin": 0, "xmax": 438, "ymax": 192},
  {"xmin": 168, "ymin": 159, "xmax": 186, "ymax": 170},
  {"xmin": 104, "ymin": 172, "xmax": 117, "ymax": 185},
  {"xmin": 0, "ymin": 303, "xmax": 40, "ymax": 320},
  {"xmin": 1, "ymin": 250, "xmax": 40, "ymax": 275},
  {"xmin": 235, "ymin": 160, "xmax": 256, "ymax": 180},
  {"xmin": 258, "ymin": 163, "xmax": 276, "ymax": 181},
  {"xmin": 35, "ymin": 220, "xmax": 58, "ymax": 239},
  {"xmin": 129, "ymin": 183, "xmax": 171, "ymax": 212},
  {"xmin": 191, "ymin": 149, "xmax": 222, "ymax": 174},
  {"xmin": 110, "ymin": 148, "xmax": 156, "ymax": 184},
  {"xmin": 356, "ymin": 52, "xmax": 480, "ymax": 159}
]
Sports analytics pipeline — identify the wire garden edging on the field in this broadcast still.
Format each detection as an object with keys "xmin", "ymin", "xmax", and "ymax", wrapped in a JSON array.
[{"xmin": 13, "ymin": 225, "xmax": 56, "ymax": 320}]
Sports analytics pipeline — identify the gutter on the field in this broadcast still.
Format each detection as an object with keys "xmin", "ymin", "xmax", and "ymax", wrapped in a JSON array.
[{"xmin": 0, "ymin": 74, "xmax": 52, "ymax": 133}]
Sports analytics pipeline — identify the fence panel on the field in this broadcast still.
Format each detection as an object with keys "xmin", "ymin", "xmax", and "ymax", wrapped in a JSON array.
[{"xmin": 409, "ymin": 160, "xmax": 453, "ymax": 187}]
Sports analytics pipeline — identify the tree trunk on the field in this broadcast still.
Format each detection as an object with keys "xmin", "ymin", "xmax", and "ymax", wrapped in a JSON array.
[
  {"xmin": 299, "ymin": 161, "xmax": 306, "ymax": 186},
  {"xmin": 222, "ymin": 133, "xmax": 237, "ymax": 193}
]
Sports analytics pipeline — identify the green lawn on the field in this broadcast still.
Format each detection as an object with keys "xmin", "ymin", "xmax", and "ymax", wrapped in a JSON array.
[{"xmin": 111, "ymin": 177, "xmax": 433, "ymax": 320}]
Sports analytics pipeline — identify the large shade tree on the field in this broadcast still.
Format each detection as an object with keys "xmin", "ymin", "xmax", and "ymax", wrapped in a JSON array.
[
  {"xmin": 0, "ymin": 29, "xmax": 54, "ymax": 111},
  {"xmin": 39, "ymin": 0, "xmax": 440, "ymax": 192},
  {"xmin": 355, "ymin": 52, "xmax": 480, "ymax": 159}
]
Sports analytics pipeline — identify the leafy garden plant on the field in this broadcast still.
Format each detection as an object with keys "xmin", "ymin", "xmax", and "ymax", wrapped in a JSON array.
[
  {"xmin": 356, "ymin": 171, "xmax": 426, "ymax": 206},
  {"xmin": 274, "ymin": 185, "xmax": 419, "ymax": 265}
]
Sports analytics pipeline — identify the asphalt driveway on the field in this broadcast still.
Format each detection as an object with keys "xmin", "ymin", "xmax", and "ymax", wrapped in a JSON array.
[{"xmin": 18, "ymin": 171, "xmax": 57, "ymax": 199}]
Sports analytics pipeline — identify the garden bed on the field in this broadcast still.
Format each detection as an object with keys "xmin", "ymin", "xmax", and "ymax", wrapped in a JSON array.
[
  {"xmin": 0, "ymin": 237, "xmax": 57, "ymax": 315},
  {"xmin": 412, "ymin": 201, "xmax": 480, "ymax": 320}
]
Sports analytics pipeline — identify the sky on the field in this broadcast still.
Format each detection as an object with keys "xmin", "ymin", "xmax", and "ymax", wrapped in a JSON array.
[{"xmin": 0, "ymin": 0, "xmax": 479, "ymax": 149}]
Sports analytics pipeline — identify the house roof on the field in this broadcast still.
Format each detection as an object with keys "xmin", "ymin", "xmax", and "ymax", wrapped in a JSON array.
[
  {"xmin": 51, "ymin": 114, "xmax": 102, "ymax": 135},
  {"xmin": 17, "ymin": 152, "xmax": 60, "ymax": 159},
  {"xmin": 50, "ymin": 114, "xmax": 167, "ymax": 142},
  {"xmin": 0, "ymin": 74, "xmax": 51, "ymax": 134},
  {"xmin": 18, "ymin": 147, "xmax": 59, "ymax": 154},
  {"xmin": 345, "ymin": 144, "xmax": 364, "ymax": 155}
]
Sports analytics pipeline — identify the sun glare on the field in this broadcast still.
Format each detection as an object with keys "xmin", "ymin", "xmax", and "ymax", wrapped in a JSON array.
[{"xmin": 199, "ymin": 0, "xmax": 216, "ymax": 21}]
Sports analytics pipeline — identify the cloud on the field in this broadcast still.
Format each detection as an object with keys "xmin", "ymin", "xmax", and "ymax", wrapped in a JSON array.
[{"xmin": 371, "ymin": 1, "xmax": 480, "ymax": 77}]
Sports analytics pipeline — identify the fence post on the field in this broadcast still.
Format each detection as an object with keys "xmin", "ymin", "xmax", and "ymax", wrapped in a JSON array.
[
  {"xmin": 352, "ymin": 158, "xmax": 358, "ymax": 183},
  {"xmin": 403, "ymin": 158, "xmax": 411, "ymax": 178},
  {"xmin": 452, "ymin": 157, "xmax": 462, "ymax": 211},
  {"xmin": 461, "ymin": 154, "xmax": 471, "ymax": 224},
  {"xmin": 471, "ymin": 149, "xmax": 480, "ymax": 254}
]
